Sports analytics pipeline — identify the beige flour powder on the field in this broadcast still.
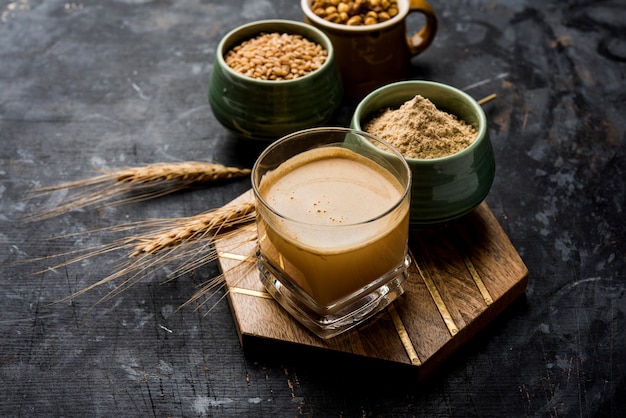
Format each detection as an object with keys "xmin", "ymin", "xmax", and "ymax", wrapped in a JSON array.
[{"xmin": 364, "ymin": 95, "xmax": 478, "ymax": 159}]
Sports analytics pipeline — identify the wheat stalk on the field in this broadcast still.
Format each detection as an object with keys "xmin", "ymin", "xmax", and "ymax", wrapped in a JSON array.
[
  {"xmin": 112, "ymin": 161, "xmax": 251, "ymax": 184},
  {"xmin": 26, "ymin": 162, "xmax": 251, "ymax": 221},
  {"xmin": 177, "ymin": 231, "xmax": 258, "ymax": 315},
  {"xmin": 130, "ymin": 201, "xmax": 256, "ymax": 256},
  {"xmin": 38, "ymin": 201, "xmax": 257, "ymax": 308}
]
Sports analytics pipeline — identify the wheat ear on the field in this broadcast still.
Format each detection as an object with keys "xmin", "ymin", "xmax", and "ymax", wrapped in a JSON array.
[
  {"xmin": 41, "ymin": 201, "xmax": 257, "ymax": 307},
  {"xmin": 112, "ymin": 161, "xmax": 251, "ymax": 184},
  {"xmin": 131, "ymin": 201, "xmax": 256, "ymax": 256},
  {"xmin": 26, "ymin": 162, "xmax": 251, "ymax": 221}
]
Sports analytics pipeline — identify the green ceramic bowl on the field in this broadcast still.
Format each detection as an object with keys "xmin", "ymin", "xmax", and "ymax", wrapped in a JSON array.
[
  {"xmin": 209, "ymin": 20, "xmax": 343, "ymax": 142},
  {"xmin": 351, "ymin": 80, "xmax": 495, "ymax": 228}
]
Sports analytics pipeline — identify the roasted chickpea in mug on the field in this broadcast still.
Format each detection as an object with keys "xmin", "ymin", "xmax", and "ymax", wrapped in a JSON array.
[{"xmin": 310, "ymin": 0, "xmax": 400, "ymax": 25}]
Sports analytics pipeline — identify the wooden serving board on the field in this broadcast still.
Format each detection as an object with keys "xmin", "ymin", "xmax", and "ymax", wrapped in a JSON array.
[{"xmin": 215, "ymin": 190, "xmax": 528, "ymax": 381}]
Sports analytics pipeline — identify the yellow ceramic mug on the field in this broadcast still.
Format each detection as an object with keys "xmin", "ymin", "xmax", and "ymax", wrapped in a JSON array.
[{"xmin": 302, "ymin": 0, "xmax": 438, "ymax": 101}]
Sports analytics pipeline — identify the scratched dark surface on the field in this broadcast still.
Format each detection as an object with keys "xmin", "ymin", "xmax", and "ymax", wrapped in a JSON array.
[{"xmin": 1, "ymin": 0, "xmax": 625, "ymax": 416}]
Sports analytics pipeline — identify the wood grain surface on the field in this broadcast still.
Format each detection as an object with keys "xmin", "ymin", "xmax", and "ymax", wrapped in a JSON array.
[{"xmin": 216, "ymin": 190, "xmax": 528, "ymax": 381}]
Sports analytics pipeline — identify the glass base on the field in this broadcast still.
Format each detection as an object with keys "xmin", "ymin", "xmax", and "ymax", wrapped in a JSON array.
[{"xmin": 257, "ymin": 252, "xmax": 411, "ymax": 339}]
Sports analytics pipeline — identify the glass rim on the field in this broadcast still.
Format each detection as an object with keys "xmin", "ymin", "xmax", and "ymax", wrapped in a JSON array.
[{"xmin": 252, "ymin": 127, "xmax": 411, "ymax": 227}]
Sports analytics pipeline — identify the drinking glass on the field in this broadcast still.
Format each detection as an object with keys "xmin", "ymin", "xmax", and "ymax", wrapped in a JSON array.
[{"xmin": 252, "ymin": 127, "xmax": 412, "ymax": 339}]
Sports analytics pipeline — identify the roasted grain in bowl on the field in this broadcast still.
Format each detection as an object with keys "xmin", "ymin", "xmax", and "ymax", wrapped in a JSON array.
[{"xmin": 209, "ymin": 19, "xmax": 343, "ymax": 142}]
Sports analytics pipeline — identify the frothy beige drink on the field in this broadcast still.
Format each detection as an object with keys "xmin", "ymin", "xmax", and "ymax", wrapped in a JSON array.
[{"xmin": 257, "ymin": 146, "xmax": 409, "ymax": 307}]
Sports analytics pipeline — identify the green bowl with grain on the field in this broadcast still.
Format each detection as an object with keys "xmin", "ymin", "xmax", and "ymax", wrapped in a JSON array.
[
  {"xmin": 351, "ymin": 80, "xmax": 496, "ymax": 228},
  {"xmin": 209, "ymin": 19, "xmax": 343, "ymax": 142}
]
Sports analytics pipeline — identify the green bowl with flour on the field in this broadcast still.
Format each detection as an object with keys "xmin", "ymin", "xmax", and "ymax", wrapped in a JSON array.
[{"xmin": 351, "ymin": 80, "xmax": 495, "ymax": 228}]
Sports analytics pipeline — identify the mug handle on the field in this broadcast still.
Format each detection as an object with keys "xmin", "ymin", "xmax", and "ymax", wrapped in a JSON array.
[{"xmin": 406, "ymin": 0, "xmax": 438, "ymax": 56}]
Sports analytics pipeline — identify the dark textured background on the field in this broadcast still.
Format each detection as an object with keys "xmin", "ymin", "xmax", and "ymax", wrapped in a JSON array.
[{"xmin": 1, "ymin": 0, "xmax": 624, "ymax": 416}]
